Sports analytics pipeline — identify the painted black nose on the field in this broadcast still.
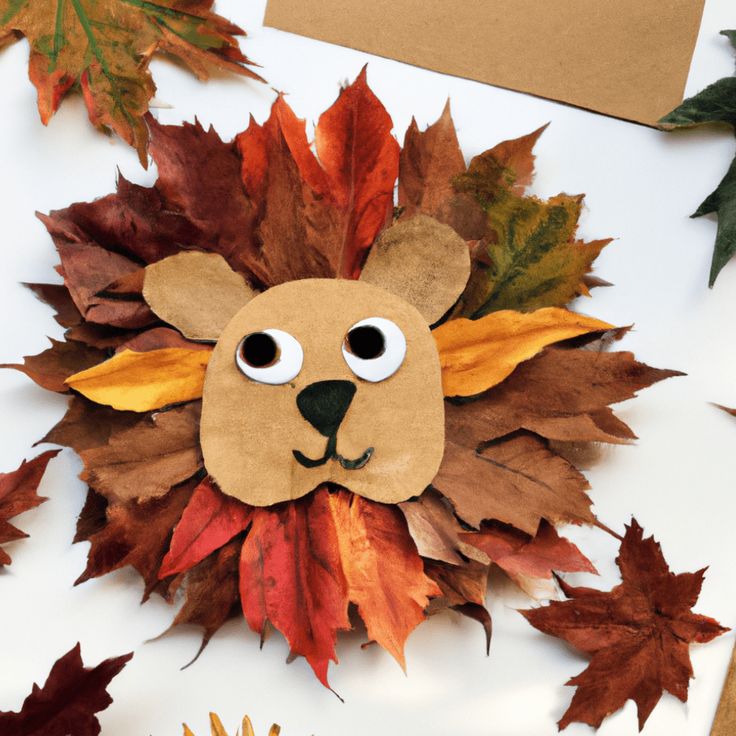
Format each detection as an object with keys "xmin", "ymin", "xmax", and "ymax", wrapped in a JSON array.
[{"xmin": 296, "ymin": 380, "xmax": 356, "ymax": 437}]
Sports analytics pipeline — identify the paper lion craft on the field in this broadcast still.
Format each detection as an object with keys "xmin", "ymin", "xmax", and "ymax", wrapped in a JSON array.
[{"xmin": 9, "ymin": 72, "xmax": 708, "ymax": 719}]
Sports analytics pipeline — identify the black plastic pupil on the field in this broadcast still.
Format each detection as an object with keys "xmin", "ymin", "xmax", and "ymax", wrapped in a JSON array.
[
  {"xmin": 241, "ymin": 332, "xmax": 278, "ymax": 367},
  {"xmin": 347, "ymin": 325, "xmax": 385, "ymax": 360}
]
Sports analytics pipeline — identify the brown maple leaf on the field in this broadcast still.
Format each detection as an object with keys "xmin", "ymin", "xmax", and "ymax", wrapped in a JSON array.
[
  {"xmin": 0, "ymin": 451, "xmax": 59, "ymax": 565},
  {"xmin": 523, "ymin": 519, "xmax": 728, "ymax": 730},
  {"xmin": 0, "ymin": 643, "xmax": 132, "ymax": 736},
  {"xmin": 0, "ymin": 0, "xmax": 262, "ymax": 163}
]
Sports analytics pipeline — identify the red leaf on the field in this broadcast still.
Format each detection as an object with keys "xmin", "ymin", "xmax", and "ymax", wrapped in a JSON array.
[
  {"xmin": 462, "ymin": 521, "xmax": 596, "ymax": 594},
  {"xmin": 239, "ymin": 489, "xmax": 350, "ymax": 687},
  {"xmin": 0, "ymin": 451, "xmax": 59, "ymax": 565},
  {"xmin": 0, "ymin": 643, "xmax": 132, "ymax": 736},
  {"xmin": 522, "ymin": 519, "xmax": 728, "ymax": 730},
  {"xmin": 315, "ymin": 67, "xmax": 400, "ymax": 278},
  {"xmin": 159, "ymin": 477, "xmax": 252, "ymax": 578}
]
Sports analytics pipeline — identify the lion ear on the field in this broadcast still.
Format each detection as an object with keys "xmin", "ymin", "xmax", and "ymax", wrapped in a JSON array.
[
  {"xmin": 143, "ymin": 251, "xmax": 257, "ymax": 341},
  {"xmin": 359, "ymin": 215, "xmax": 470, "ymax": 325}
]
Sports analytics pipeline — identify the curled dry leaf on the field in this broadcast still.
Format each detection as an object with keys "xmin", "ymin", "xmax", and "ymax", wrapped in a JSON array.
[
  {"xmin": 523, "ymin": 520, "xmax": 728, "ymax": 731},
  {"xmin": 0, "ymin": 643, "xmax": 132, "ymax": 736},
  {"xmin": 0, "ymin": 450, "xmax": 59, "ymax": 565},
  {"xmin": 0, "ymin": 0, "xmax": 262, "ymax": 163}
]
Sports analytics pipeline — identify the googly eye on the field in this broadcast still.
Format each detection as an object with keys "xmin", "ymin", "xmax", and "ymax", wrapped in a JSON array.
[
  {"xmin": 342, "ymin": 317, "xmax": 406, "ymax": 382},
  {"xmin": 235, "ymin": 329, "xmax": 303, "ymax": 385}
]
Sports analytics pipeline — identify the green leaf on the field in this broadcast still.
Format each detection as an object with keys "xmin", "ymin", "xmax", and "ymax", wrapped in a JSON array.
[
  {"xmin": 455, "ymin": 189, "xmax": 609, "ymax": 317},
  {"xmin": 692, "ymin": 153, "xmax": 736, "ymax": 286},
  {"xmin": 658, "ymin": 77, "xmax": 736, "ymax": 129}
]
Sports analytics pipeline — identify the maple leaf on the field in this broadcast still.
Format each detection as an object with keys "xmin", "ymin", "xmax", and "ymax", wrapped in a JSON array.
[
  {"xmin": 659, "ymin": 30, "xmax": 736, "ymax": 285},
  {"xmin": 0, "ymin": 451, "xmax": 59, "ymax": 565},
  {"xmin": 0, "ymin": 0, "xmax": 261, "ymax": 163},
  {"xmin": 523, "ymin": 519, "xmax": 728, "ymax": 730},
  {"xmin": 0, "ymin": 643, "xmax": 132, "ymax": 736},
  {"xmin": 183, "ymin": 713, "xmax": 281, "ymax": 736}
]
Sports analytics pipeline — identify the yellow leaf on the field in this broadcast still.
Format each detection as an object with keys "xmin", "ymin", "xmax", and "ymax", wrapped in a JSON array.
[
  {"xmin": 181, "ymin": 714, "xmax": 281, "ymax": 736},
  {"xmin": 433, "ymin": 307, "xmax": 613, "ymax": 397},
  {"xmin": 65, "ymin": 348, "xmax": 211, "ymax": 412}
]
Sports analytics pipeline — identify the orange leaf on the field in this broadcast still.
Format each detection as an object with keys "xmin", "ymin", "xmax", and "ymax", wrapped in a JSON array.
[
  {"xmin": 315, "ymin": 67, "xmax": 400, "ymax": 278},
  {"xmin": 433, "ymin": 307, "xmax": 612, "ymax": 397},
  {"xmin": 65, "ymin": 348, "xmax": 211, "ymax": 412},
  {"xmin": 327, "ymin": 489, "xmax": 440, "ymax": 668}
]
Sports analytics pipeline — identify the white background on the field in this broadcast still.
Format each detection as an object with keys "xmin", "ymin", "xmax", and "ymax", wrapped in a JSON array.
[{"xmin": 0, "ymin": 1, "xmax": 735, "ymax": 734}]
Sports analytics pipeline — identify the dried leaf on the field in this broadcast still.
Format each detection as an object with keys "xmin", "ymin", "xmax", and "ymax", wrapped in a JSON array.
[
  {"xmin": 0, "ymin": 0, "xmax": 261, "ymax": 162},
  {"xmin": 314, "ymin": 67, "xmax": 400, "ymax": 278},
  {"xmin": 523, "ymin": 520, "xmax": 728, "ymax": 730},
  {"xmin": 78, "ymin": 403, "xmax": 202, "ymax": 502},
  {"xmin": 449, "ymin": 347, "xmax": 682, "ymax": 444},
  {"xmin": 433, "ymin": 307, "xmax": 612, "ymax": 397},
  {"xmin": 159, "ymin": 477, "xmax": 252, "ymax": 577},
  {"xmin": 239, "ymin": 488, "xmax": 350, "ymax": 687},
  {"xmin": 327, "ymin": 489, "xmax": 440, "ymax": 669},
  {"xmin": 167, "ymin": 538, "xmax": 242, "ymax": 660},
  {"xmin": 184, "ymin": 714, "xmax": 281, "ymax": 736},
  {"xmin": 462, "ymin": 521, "xmax": 596, "ymax": 596},
  {"xmin": 435, "ymin": 430, "xmax": 594, "ymax": 533},
  {"xmin": 457, "ymin": 192, "xmax": 610, "ymax": 316},
  {"xmin": 0, "ymin": 451, "xmax": 59, "ymax": 565},
  {"xmin": 0, "ymin": 643, "xmax": 132, "ymax": 736},
  {"xmin": 2, "ymin": 338, "xmax": 105, "ymax": 393},
  {"xmin": 66, "ymin": 348, "xmax": 211, "ymax": 412},
  {"xmin": 77, "ymin": 479, "xmax": 194, "ymax": 598}
]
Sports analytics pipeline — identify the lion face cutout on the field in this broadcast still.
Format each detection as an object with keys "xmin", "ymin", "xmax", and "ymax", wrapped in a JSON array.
[{"xmin": 141, "ymin": 215, "xmax": 471, "ymax": 507}]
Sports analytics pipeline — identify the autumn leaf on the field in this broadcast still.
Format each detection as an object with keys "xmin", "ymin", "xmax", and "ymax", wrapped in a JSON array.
[
  {"xmin": 0, "ymin": 0, "xmax": 261, "ymax": 163},
  {"xmin": 159, "ymin": 476, "xmax": 252, "ymax": 578},
  {"xmin": 327, "ymin": 489, "xmax": 440, "ymax": 669},
  {"xmin": 239, "ymin": 488, "xmax": 350, "ymax": 687},
  {"xmin": 433, "ymin": 307, "xmax": 612, "ymax": 397},
  {"xmin": 523, "ymin": 519, "xmax": 728, "ymax": 730},
  {"xmin": 236, "ymin": 68, "xmax": 399, "ymax": 283},
  {"xmin": 0, "ymin": 643, "xmax": 132, "ymax": 736},
  {"xmin": 168, "ymin": 537, "xmax": 242, "ymax": 661},
  {"xmin": 451, "ymin": 346, "xmax": 681, "ymax": 444},
  {"xmin": 76, "ymin": 477, "xmax": 195, "ymax": 599},
  {"xmin": 435, "ymin": 429, "xmax": 594, "ymax": 533},
  {"xmin": 458, "ymin": 192, "xmax": 610, "ymax": 317},
  {"xmin": 77, "ymin": 402, "xmax": 202, "ymax": 502},
  {"xmin": 659, "ymin": 30, "xmax": 736, "ymax": 285},
  {"xmin": 461, "ymin": 521, "xmax": 596, "ymax": 596},
  {"xmin": 0, "ymin": 451, "xmax": 59, "ymax": 565},
  {"xmin": 183, "ymin": 713, "xmax": 281, "ymax": 736},
  {"xmin": 65, "ymin": 348, "xmax": 212, "ymax": 412},
  {"xmin": 2, "ymin": 338, "xmax": 105, "ymax": 393}
]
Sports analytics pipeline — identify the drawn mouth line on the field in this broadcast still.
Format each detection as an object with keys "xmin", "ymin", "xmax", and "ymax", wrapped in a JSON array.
[{"xmin": 292, "ymin": 434, "xmax": 374, "ymax": 470}]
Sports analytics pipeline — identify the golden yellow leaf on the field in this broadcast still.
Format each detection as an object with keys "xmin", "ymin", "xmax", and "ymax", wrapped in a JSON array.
[
  {"xmin": 65, "ymin": 348, "xmax": 211, "ymax": 412},
  {"xmin": 182, "ymin": 714, "xmax": 281, "ymax": 736},
  {"xmin": 433, "ymin": 307, "xmax": 613, "ymax": 397}
]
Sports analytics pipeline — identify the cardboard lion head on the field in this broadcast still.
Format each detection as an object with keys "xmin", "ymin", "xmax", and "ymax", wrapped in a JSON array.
[{"xmin": 142, "ymin": 215, "xmax": 470, "ymax": 506}]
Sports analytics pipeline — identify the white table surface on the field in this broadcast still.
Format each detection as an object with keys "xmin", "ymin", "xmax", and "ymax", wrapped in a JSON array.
[{"xmin": 0, "ymin": 1, "xmax": 735, "ymax": 734}]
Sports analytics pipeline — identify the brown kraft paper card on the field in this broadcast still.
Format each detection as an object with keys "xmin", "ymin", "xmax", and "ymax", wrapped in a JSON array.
[{"xmin": 264, "ymin": 0, "xmax": 706, "ymax": 125}]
